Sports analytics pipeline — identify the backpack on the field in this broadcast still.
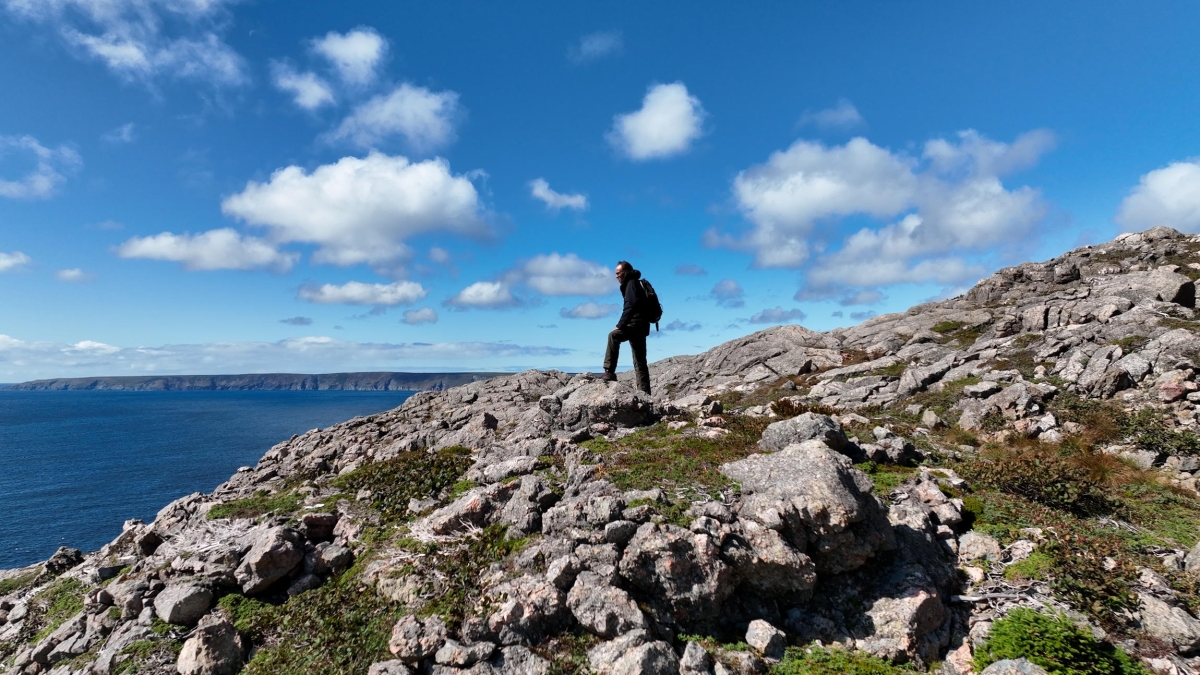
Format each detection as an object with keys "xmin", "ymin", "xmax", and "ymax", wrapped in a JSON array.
[{"xmin": 638, "ymin": 278, "xmax": 664, "ymax": 330}]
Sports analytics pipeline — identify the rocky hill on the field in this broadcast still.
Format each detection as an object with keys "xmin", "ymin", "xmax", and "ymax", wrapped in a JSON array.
[
  {"xmin": 6, "ymin": 226, "xmax": 1200, "ymax": 675},
  {"xmin": 5, "ymin": 373, "xmax": 503, "ymax": 392}
]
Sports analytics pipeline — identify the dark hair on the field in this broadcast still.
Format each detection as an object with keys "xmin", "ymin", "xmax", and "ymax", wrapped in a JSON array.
[{"xmin": 616, "ymin": 260, "xmax": 633, "ymax": 272}]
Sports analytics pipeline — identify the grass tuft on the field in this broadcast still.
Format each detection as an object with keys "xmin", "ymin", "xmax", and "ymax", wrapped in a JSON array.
[
  {"xmin": 207, "ymin": 489, "xmax": 303, "ymax": 521},
  {"xmin": 331, "ymin": 446, "xmax": 473, "ymax": 523},
  {"xmin": 973, "ymin": 609, "xmax": 1148, "ymax": 675},
  {"xmin": 771, "ymin": 645, "xmax": 918, "ymax": 674}
]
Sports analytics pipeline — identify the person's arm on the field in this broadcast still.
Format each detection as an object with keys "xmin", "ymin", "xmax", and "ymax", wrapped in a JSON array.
[{"xmin": 616, "ymin": 281, "xmax": 638, "ymax": 328}]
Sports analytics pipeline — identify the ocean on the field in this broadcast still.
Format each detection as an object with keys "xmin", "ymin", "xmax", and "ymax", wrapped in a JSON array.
[{"xmin": 0, "ymin": 389, "xmax": 413, "ymax": 569}]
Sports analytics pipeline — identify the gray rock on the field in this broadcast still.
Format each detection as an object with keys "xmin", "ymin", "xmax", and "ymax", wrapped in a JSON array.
[
  {"xmin": 921, "ymin": 409, "xmax": 946, "ymax": 429},
  {"xmin": 1138, "ymin": 592, "xmax": 1200, "ymax": 653},
  {"xmin": 958, "ymin": 531, "xmax": 1003, "ymax": 563},
  {"xmin": 758, "ymin": 413, "xmax": 849, "ymax": 453},
  {"xmin": 679, "ymin": 641, "xmax": 714, "ymax": 675},
  {"xmin": 1185, "ymin": 539, "xmax": 1200, "ymax": 576},
  {"xmin": 619, "ymin": 522, "xmax": 734, "ymax": 621},
  {"xmin": 587, "ymin": 630, "xmax": 679, "ymax": 675},
  {"xmin": 389, "ymin": 614, "xmax": 448, "ymax": 662},
  {"xmin": 436, "ymin": 639, "xmax": 496, "ymax": 666},
  {"xmin": 483, "ymin": 574, "xmax": 568, "ymax": 645},
  {"xmin": 368, "ymin": 660, "xmax": 415, "ymax": 675},
  {"xmin": 235, "ymin": 526, "xmax": 304, "ymax": 594},
  {"xmin": 857, "ymin": 586, "xmax": 946, "ymax": 662},
  {"xmin": 567, "ymin": 571, "xmax": 647, "ymax": 638},
  {"xmin": 177, "ymin": 613, "xmax": 244, "ymax": 675},
  {"xmin": 312, "ymin": 542, "xmax": 354, "ymax": 575},
  {"xmin": 745, "ymin": 619, "xmax": 786, "ymax": 659},
  {"xmin": 980, "ymin": 659, "xmax": 1049, "ymax": 675},
  {"xmin": 474, "ymin": 645, "xmax": 552, "ymax": 674},
  {"xmin": 299, "ymin": 512, "xmax": 338, "ymax": 542},
  {"xmin": 152, "ymin": 583, "xmax": 212, "ymax": 626},
  {"xmin": 963, "ymin": 381, "xmax": 1002, "ymax": 398},
  {"xmin": 604, "ymin": 520, "xmax": 639, "ymax": 545},
  {"xmin": 549, "ymin": 380, "xmax": 656, "ymax": 432}
]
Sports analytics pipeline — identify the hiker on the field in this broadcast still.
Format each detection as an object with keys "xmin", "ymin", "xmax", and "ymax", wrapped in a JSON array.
[{"xmin": 601, "ymin": 261, "xmax": 652, "ymax": 394}]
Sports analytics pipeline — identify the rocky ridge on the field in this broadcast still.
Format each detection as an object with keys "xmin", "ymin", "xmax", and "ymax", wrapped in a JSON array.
[{"xmin": 6, "ymin": 227, "xmax": 1200, "ymax": 674}]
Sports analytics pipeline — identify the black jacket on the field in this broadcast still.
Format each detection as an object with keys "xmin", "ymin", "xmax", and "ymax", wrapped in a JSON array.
[{"xmin": 617, "ymin": 269, "xmax": 650, "ymax": 334}]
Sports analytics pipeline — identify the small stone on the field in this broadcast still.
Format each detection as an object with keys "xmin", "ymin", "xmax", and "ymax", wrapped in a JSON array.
[
  {"xmin": 980, "ymin": 658, "xmax": 1049, "ymax": 674},
  {"xmin": 367, "ymin": 660, "xmax": 414, "ymax": 675},
  {"xmin": 958, "ymin": 531, "xmax": 1003, "ymax": 563},
  {"xmin": 745, "ymin": 619, "xmax": 786, "ymax": 659},
  {"xmin": 604, "ymin": 520, "xmax": 639, "ymax": 545},
  {"xmin": 921, "ymin": 409, "xmax": 946, "ymax": 429},
  {"xmin": 435, "ymin": 639, "xmax": 496, "ymax": 666},
  {"xmin": 388, "ymin": 614, "xmax": 447, "ymax": 662},
  {"xmin": 177, "ymin": 613, "xmax": 244, "ymax": 675}
]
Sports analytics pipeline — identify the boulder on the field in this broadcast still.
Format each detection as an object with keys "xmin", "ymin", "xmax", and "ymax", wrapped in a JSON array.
[
  {"xmin": 1184, "ymin": 539, "xmax": 1200, "ymax": 576},
  {"xmin": 41, "ymin": 547, "xmax": 84, "ymax": 578},
  {"xmin": 618, "ymin": 522, "xmax": 735, "ymax": 624},
  {"xmin": 958, "ymin": 532, "xmax": 1003, "ymax": 563},
  {"xmin": 299, "ymin": 512, "xmax": 338, "ymax": 542},
  {"xmin": 389, "ymin": 614, "xmax": 448, "ymax": 662},
  {"xmin": 483, "ymin": 574, "xmax": 568, "ymax": 645},
  {"xmin": 857, "ymin": 586, "xmax": 946, "ymax": 662},
  {"xmin": 745, "ymin": 619, "xmax": 786, "ymax": 659},
  {"xmin": 757, "ymin": 413, "xmax": 849, "ymax": 453},
  {"xmin": 679, "ymin": 641, "xmax": 714, "ymax": 675},
  {"xmin": 367, "ymin": 661, "xmax": 415, "ymax": 675},
  {"xmin": 587, "ymin": 630, "xmax": 679, "ymax": 675},
  {"xmin": 176, "ymin": 613, "xmax": 244, "ymax": 675},
  {"xmin": 474, "ymin": 646, "xmax": 552, "ymax": 674},
  {"xmin": 435, "ymin": 639, "xmax": 496, "ymax": 666},
  {"xmin": 1138, "ymin": 592, "xmax": 1200, "ymax": 653},
  {"xmin": 722, "ymin": 442, "xmax": 896, "ymax": 573},
  {"xmin": 547, "ymin": 380, "xmax": 655, "ymax": 432},
  {"xmin": 235, "ymin": 526, "xmax": 304, "ymax": 594},
  {"xmin": 567, "ymin": 571, "xmax": 647, "ymax": 638},
  {"xmin": 980, "ymin": 659, "xmax": 1050, "ymax": 675},
  {"xmin": 152, "ymin": 583, "xmax": 213, "ymax": 626}
]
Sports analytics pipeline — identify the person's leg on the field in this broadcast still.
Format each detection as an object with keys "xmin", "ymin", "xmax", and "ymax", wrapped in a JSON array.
[
  {"xmin": 630, "ymin": 332, "xmax": 650, "ymax": 394},
  {"xmin": 603, "ymin": 328, "xmax": 628, "ymax": 379}
]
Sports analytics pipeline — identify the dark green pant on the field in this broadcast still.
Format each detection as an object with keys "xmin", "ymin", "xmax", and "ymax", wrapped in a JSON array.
[{"xmin": 604, "ymin": 327, "xmax": 650, "ymax": 394}]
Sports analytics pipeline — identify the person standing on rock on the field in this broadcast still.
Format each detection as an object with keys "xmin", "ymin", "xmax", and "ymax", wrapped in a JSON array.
[{"xmin": 601, "ymin": 261, "xmax": 652, "ymax": 395}]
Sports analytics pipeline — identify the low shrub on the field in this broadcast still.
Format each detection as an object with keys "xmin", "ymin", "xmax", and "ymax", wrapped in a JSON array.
[
  {"xmin": 332, "ymin": 446, "xmax": 473, "ymax": 523},
  {"xmin": 772, "ymin": 645, "xmax": 918, "ymax": 674},
  {"xmin": 1004, "ymin": 551, "xmax": 1054, "ymax": 581},
  {"xmin": 973, "ymin": 608, "xmax": 1148, "ymax": 675},
  {"xmin": 1122, "ymin": 408, "xmax": 1200, "ymax": 457},
  {"xmin": 0, "ymin": 571, "xmax": 36, "ymax": 595},
  {"xmin": 207, "ymin": 489, "xmax": 303, "ymax": 521},
  {"xmin": 771, "ymin": 398, "xmax": 837, "ymax": 418},
  {"xmin": 32, "ymin": 576, "xmax": 87, "ymax": 641},
  {"xmin": 961, "ymin": 450, "xmax": 1118, "ymax": 517}
]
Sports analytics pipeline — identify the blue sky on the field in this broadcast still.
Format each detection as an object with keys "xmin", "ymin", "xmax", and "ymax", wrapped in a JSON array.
[{"xmin": 2, "ymin": 1, "xmax": 1200, "ymax": 380}]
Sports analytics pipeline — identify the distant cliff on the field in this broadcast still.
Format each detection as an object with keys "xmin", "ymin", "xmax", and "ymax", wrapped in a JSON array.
[{"xmin": 4, "ymin": 372, "xmax": 503, "ymax": 391}]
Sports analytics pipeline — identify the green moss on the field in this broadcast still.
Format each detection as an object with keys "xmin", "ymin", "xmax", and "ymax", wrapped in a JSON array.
[
  {"xmin": 331, "ymin": 446, "xmax": 473, "ymax": 523},
  {"xmin": 106, "ymin": 606, "xmax": 122, "ymax": 621},
  {"xmin": 858, "ymin": 462, "xmax": 915, "ymax": 496},
  {"xmin": 0, "ymin": 572, "xmax": 36, "ymax": 596},
  {"xmin": 973, "ymin": 609, "xmax": 1148, "ymax": 675},
  {"xmin": 771, "ymin": 645, "xmax": 918, "ymax": 674},
  {"xmin": 32, "ymin": 576, "xmax": 86, "ymax": 641},
  {"xmin": 150, "ymin": 617, "xmax": 173, "ymax": 636},
  {"xmin": 207, "ymin": 489, "xmax": 304, "ymax": 521},
  {"xmin": 1004, "ymin": 551, "xmax": 1054, "ymax": 581},
  {"xmin": 114, "ymin": 639, "xmax": 181, "ymax": 675},
  {"xmin": 1108, "ymin": 335, "xmax": 1149, "ymax": 351},
  {"xmin": 931, "ymin": 320, "xmax": 967, "ymax": 334},
  {"xmin": 869, "ymin": 362, "xmax": 908, "ymax": 378},
  {"xmin": 449, "ymin": 479, "xmax": 479, "ymax": 499}
]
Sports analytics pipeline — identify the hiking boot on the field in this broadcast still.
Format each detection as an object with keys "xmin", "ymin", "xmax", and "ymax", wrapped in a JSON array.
[{"xmin": 600, "ymin": 370, "xmax": 617, "ymax": 382}]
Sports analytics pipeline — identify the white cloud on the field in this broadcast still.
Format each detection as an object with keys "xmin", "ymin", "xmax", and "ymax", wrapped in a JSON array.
[
  {"xmin": 280, "ymin": 316, "xmax": 312, "ymax": 326},
  {"xmin": 711, "ymin": 279, "xmax": 744, "ymax": 308},
  {"xmin": 0, "ymin": 135, "xmax": 82, "ymax": 199},
  {"xmin": 221, "ymin": 152, "xmax": 488, "ymax": 267},
  {"xmin": 55, "ymin": 268, "xmax": 95, "ymax": 282},
  {"xmin": 298, "ymin": 280, "xmax": 427, "ymax": 306},
  {"xmin": 0, "ymin": 333, "xmax": 571, "ymax": 381},
  {"xmin": 116, "ymin": 228, "xmax": 298, "ymax": 272},
  {"xmin": 328, "ymin": 84, "xmax": 462, "ymax": 152},
  {"xmin": 0, "ymin": 251, "xmax": 32, "ymax": 272},
  {"xmin": 712, "ymin": 129, "xmax": 1054, "ymax": 298},
  {"xmin": 4, "ymin": 0, "xmax": 247, "ymax": 86},
  {"xmin": 675, "ymin": 264, "xmax": 707, "ymax": 276},
  {"xmin": 798, "ymin": 99, "xmax": 864, "ymax": 130},
  {"xmin": 511, "ymin": 253, "xmax": 612, "ymax": 296},
  {"xmin": 568, "ymin": 30, "xmax": 623, "ymax": 63},
  {"xmin": 1116, "ymin": 159, "xmax": 1200, "ymax": 233},
  {"xmin": 402, "ymin": 307, "xmax": 438, "ymax": 325},
  {"xmin": 560, "ymin": 302, "xmax": 619, "ymax": 319},
  {"xmin": 272, "ymin": 63, "xmax": 335, "ymax": 110},
  {"xmin": 428, "ymin": 246, "xmax": 450, "ymax": 264},
  {"xmin": 445, "ymin": 281, "xmax": 521, "ymax": 310},
  {"xmin": 749, "ymin": 307, "xmax": 807, "ymax": 324},
  {"xmin": 607, "ymin": 82, "xmax": 705, "ymax": 161},
  {"xmin": 312, "ymin": 27, "xmax": 386, "ymax": 86},
  {"xmin": 102, "ymin": 123, "xmax": 135, "ymax": 143},
  {"xmin": 529, "ymin": 178, "xmax": 587, "ymax": 212},
  {"xmin": 664, "ymin": 319, "xmax": 701, "ymax": 332}
]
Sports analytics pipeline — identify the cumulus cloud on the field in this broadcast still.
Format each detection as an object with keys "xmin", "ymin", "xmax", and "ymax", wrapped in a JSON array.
[
  {"xmin": 850, "ymin": 310, "xmax": 876, "ymax": 321},
  {"xmin": 710, "ymin": 279, "xmax": 744, "ymax": 308},
  {"xmin": 529, "ymin": 178, "xmax": 587, "ymax": 212},
  {"xmin": 0, "ymin": 251, "xmax": 32, "ymax": 272},
  {"xmin": 568, "ymin": 30, "xmax": 623, "ymax": 63},
  {"xmin": 3, "ymin": 0, "xmax": 246, "ymax": 86},
  {"xmin": 511, "ymin": 253, "xmax": 612, "ymax": 296},
  {"xmin": 749, "ymin": 307, "xmax": 807, "ymax": 324},
  {"xmin": 0, "ymin": 333, "xmax": 571, "ymax": 381},
  {"xmin": 116, "ymin": 228, "xmax": 298, "ymax": 272},
  {"xmin": 711, "ymin": 128, "xmax": 1055, "ymax": 299},
  {"xmin": 312, "ymin": 27, "xmax": 386, "ymax": 86},
  {"xmin": 272, "ymin": 62, "xmax": 335, "ymax": 110},
  {"xmin": 837, "ymin": 289, "xmax": 884, "ymax": 306},
  {"xmin": 1116, "ymin": 159, "xmax": 1200, "ymax": 233},
  {"xmin": 445, "ymin": 281, "xmax": 521, "ymax": 310},
  {"xmin": 221, "ymin": 152, "xmax": 487, "ymax": 267},
  {"xmin": 675, "ymin": 264, "xmax": 707, "ymax": 276},
  {"xmin": 560, "ymin": 302, "xmax": 618, "ymax": 319},
  {"xmin": 798, "ymin": 99, "xmax": 864, "ymax": 130},
  {"xmin": 279, "ymin": 316, "xmax": 313, "ymax": 326},
  {"xmin": 298, "ymin": 280, "xmax": 427, "ymax": 306},
  {"xmin": 402, "ymin": 307, "xmax": 438, "ymax": 325},
  {"xmin": 607, "ymin": 82, "xmax": 705, "ymax": 160},
  {"xmin": 55, "ymin": 268, "xmax": 94, "ymax": 282},
  {"xmin": 664, "ymin": 319, "xmax": 701, "ymax": 332},
  {"xmin": 329, "ymin": 84, "xmax": 462, "ymax": 152},
  {"xmin": 0, "ymin": 135, "xmax": 82, "ymax": 199},
  {"xmin": 102, "ymin": 123, "xmax": 135, "ymax": 144}
]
